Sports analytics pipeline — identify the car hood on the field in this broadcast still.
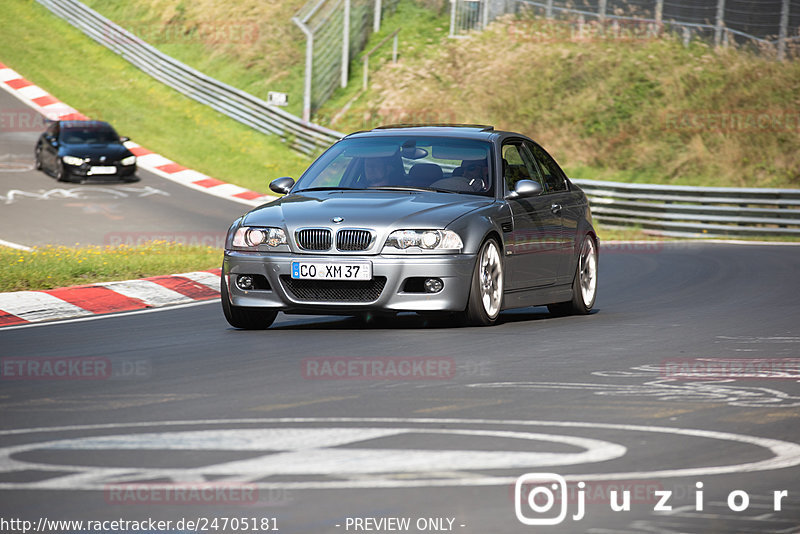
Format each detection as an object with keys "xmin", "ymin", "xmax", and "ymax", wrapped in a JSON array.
[
  {"xmin": 243, "ymin": 190, "xmax": 493, "ymax": 230},
  {"xmin": 60, "ymin": 143, "xmax": 131, "ymax": 160}
]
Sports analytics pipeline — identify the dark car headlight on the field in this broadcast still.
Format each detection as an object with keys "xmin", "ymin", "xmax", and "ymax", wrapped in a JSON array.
[
  {"xmin": 383, "ymin": 230, "xmax": 463, "ymax": 253},
  {"xmin": 62, "ymin": 155, "xmax": 85, "ymax": 166},
  {"xmin": 231, "ymin": 226, "xmax": 287, "ymax": 249}
]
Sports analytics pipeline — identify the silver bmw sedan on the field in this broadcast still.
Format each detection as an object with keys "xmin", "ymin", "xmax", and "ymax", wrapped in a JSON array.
[{"xmin": 222, "ymin": 125, "xmax": 597, "ymax": 329}]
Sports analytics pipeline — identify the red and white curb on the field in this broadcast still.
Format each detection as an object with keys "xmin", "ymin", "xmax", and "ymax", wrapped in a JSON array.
[
  {"xmin": 0, "ymin": 269, "xmax": 221, "ymax": 327},
  {"xmin": 0, "ymin": 60, "xmax": 272, "ymax": 207}
]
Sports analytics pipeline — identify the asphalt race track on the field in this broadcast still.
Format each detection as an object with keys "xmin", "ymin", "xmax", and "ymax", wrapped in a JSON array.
[
  {"xmin": 2, "ymin": 238, "xmax": 800, "ymax": 533},
  {"xmin": 0, "ymin": 88, "xmax": 248, "ymax": 248}
]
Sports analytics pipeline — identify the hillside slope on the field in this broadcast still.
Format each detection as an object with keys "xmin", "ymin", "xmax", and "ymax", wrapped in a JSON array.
[{"xmin": 354, "ymin": 17, "xmax": 800, "ymax": 187}]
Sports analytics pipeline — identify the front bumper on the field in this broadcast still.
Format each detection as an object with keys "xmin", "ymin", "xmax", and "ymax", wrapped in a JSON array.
[
  {"xmin": 65, "ymin": 163, "xmax": 137, "ymax": 178},
  {"xmin": 223, "ymin": 251, "xmax": 476, "ymax": 314}
]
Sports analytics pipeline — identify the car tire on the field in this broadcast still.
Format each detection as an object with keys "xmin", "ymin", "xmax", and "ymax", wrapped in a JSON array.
[
  {"xmin": 34, "ymin": 146, "xmax": 42, "ymax": 170},
  {"xmin": 458, "ymin": 238, "xmax": 504, "ymax": 326},
  {"xmin": 221, "ymin": 276, "xmax": 277, "ymax": 330},
  {"xmin": 548, "ymin": 234, "xmax": 598, "ymax": 316},
  {"xmin": 55, "ymin": 162, "xmax": 71, "ymax": 183}
]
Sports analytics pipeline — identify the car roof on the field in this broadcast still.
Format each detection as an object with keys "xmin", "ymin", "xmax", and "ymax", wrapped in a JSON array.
[
  {"xmin": 59, "ymin": 120, "xmax": 114, "ymax": 130},
  {"xmin": 344, "ymin": 124, "xmax": 503, "ymax": 141}
]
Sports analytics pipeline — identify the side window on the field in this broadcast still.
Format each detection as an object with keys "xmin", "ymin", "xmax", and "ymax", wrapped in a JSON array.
[
  {"xmin": 46, "ymin": 122, "xmax": 58, "ymax": 138},
  {"xmin": 501, "ymin": 141, "xmax": 542, "ymax": 194},
  {"xmin": 526, "ymin": 142, "xmax": 567, "ymax": 193}
]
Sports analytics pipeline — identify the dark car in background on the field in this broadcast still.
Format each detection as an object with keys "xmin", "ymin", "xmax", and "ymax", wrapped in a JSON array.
[
  {"xmin": 222, "ymin": 125, "xmax": 597, "ymax": 329},
  {"xmin": 35, "ymin": 120, "xmax": 137, "ymax": 183}
]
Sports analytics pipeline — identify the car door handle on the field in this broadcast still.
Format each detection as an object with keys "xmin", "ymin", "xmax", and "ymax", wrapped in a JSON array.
[{"xmin": 550, "ymin": 203, "xmax": 562, "ymax": 214}]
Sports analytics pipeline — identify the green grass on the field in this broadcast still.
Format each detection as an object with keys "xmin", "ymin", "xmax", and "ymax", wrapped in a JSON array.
[
  {"xmin": 0, "ymin": 243, "xmax": 221, "ymax": 292},
  {"xmin": 0, "ymin": 0, "xmax": 312, "ymax": 193},
  {"xmin": 81, "ymin": 0, "xmax": 310, "ymax": 119}
]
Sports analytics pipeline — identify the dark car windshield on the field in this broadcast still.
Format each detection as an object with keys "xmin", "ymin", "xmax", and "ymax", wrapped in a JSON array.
[
  {"xmin": 294, "ymin": 136, "xmax": 494, "ymax": 196},
  {"xmin": 60, "ymin": 125, "xmax": 119, "ymax": 145}
]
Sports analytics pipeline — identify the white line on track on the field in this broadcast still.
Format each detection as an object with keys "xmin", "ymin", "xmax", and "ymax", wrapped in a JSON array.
[{"xmin": 0, "ymin": 418, "xmax": 798, "ymax": 490}]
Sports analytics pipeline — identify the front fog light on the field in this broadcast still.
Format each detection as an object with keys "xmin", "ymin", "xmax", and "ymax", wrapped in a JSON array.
[
  {"xmin": 236, "ymin": 275, "xmax": 255, "ymax": 290},
  {"xmin": 424, "ymin": 278, "xmax": 443, "ymax": 293}
]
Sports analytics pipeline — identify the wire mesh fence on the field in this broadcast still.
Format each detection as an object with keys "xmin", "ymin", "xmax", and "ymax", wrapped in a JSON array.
[
  {"xmin": 294, "ymin": 0, "xmax": 399, "ymax": 120},
  {"xmin": 450, "ymin": 0, "xmax": 800, "ymax": 58}
]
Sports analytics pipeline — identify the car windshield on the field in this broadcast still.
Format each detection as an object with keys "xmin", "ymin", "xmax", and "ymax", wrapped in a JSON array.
[
  {"xmin": 60, "ymin": 125, "xmax": 119, "ymax": 145},
  {"xmin": 294, "ymin": 136, "xmax": 494, "ymax": 196}
]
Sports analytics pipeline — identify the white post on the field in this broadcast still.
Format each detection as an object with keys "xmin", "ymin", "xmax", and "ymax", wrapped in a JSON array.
[
  {"xmin": 293, "ymin": 17, "xmax": 314, "ymax": 122},
  {"xmin": 714, "ymin": 0, "xmax": 725, "ymax": 47},
  {"xmin": 374, "ymin": 0, "xmax": 382, "ymax": 32},
  {"xmin": 778, "ymin": 0, "xmax": 789, "ymax": 61},
  {"xmin": 342, "ymin": 0, "xmax": 350, "ymax": 88},
  {"xmin": 655, "ymin": 0, "xmax": 663, "ymax": 26},
  {"xmin": 449, "ymin": 0, "xmax": 457, "ymax": 37},
  {"xmin": 546, "ymin": 0, "xmax": 553, "ymax": 18}
]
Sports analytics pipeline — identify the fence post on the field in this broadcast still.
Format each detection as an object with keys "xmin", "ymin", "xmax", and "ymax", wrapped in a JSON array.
[
  {"xmin": 714, "ymin": 0, "xmax": 725, "ymax": 47},
  {"xmin": 778, "ymin": 0, "xmax": 789, "ymax": 61},
  {"xmin": 449, "ymin": 0, "xmax": 457, "ymax": 37},
  {"xmin": 546, "ymin": 0, "xmax": 553, "ymax": 18},
  {"xmin": 374, "ymin": 0, "xmax": 382, "ymax": 32},
  {"xmin": 293, "ymin": 17, "xmax": 314, "ymax": 122},
  {"xmin": 655, "ymin": 0, "xmax": 663, "ymax": 25},
  {"xmin": 598, "ymin": 0, "xmax": 607, "ymax": 23},
  {"xmin": 342, "ymin": 0, "xmax": 350, "ymax": 88}
]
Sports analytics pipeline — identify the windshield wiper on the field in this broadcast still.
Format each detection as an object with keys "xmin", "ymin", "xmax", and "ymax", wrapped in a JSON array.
[
  {"xmin": 296, "ymin": 186, "xmax": 361, "ymax": 192},
  {"xmin": 369, "ymin": 186, "xmax": 451, "ymax": 193}
]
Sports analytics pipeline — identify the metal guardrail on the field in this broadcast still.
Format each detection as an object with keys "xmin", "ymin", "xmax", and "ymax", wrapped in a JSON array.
[
  {"xmin": 36, "ymin": 0, "xmax": 344, "ymax": 156},
  {"xmin": 572, "ymin": 179, "xmax": 800, "ymax": 237},
  {"xmin": 35, "ymin": 1, "xmax": 800, "ymax": 237}
]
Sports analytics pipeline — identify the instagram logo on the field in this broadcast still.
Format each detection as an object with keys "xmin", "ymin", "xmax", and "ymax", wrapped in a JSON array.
[{"xmin": 514, "ymin": 473, "xmax": 569, "ymax": 525}]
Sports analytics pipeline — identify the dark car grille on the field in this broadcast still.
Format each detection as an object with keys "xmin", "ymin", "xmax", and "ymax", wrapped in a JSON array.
[
  {"xmin": 296, "ymin": 229, "xmax": 332, "ymax": 251},
  {"xmin": 336, "ymin": 230, "xmax": 372, "ymax": 251},
  {"xmin": 280, "ymin": 276, "xmax": 386, "ymax": 303}
]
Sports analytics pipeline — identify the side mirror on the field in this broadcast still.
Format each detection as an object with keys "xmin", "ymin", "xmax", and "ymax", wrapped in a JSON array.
[
  {"xmin": 506, "ymin": 179, "xmax": 542, "ymax": 199},
  {"xmin": 269, "ymin": 176, "xmax": 295, "ymax": 195},
  {"xmin": 119, "ymin": 136, "xmax": 130, "ymax": 143}
]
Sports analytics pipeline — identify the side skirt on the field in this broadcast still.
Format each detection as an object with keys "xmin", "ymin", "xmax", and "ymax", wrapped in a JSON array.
[{"xmin": 502, "ymin": 284, "xmax": 573, "ymax": 310}]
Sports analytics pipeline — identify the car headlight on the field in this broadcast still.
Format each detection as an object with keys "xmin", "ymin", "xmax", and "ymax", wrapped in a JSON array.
[
  {"xmin": 120, "ymin": 155, "xmax": 136, "ymax": 166},
  {"xmin": 231, "ymin": 226, "xmax": 287, "ymax": 249},
  {"xmin": 383, "ymin": 230, "xmax": 463, "ymax": 252},
  {"xmin": 62, "ymin": 155, "xmax": 84, "ymax": 166}
]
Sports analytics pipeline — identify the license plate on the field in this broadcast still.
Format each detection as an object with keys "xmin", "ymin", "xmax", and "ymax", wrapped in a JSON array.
[
  {"xmin": 291, "ymin": 261, "xmax": 372, "ymax": 280},
  {"xmin": 88, "ymin": 166, "xmax": 116, "ymax": 175}
]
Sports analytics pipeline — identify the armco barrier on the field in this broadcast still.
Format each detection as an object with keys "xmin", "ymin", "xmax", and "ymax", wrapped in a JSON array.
[
  {"xmin": 36, "ymin": 0, "xmax": 343, "ymax": 156},
  {"xmin": 572, "ymin": 179, "xmax": 800, "ymax": 237},
  {"xmin": 36, "ymin": 0, "xmax": 800, "ymax": 238}
]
